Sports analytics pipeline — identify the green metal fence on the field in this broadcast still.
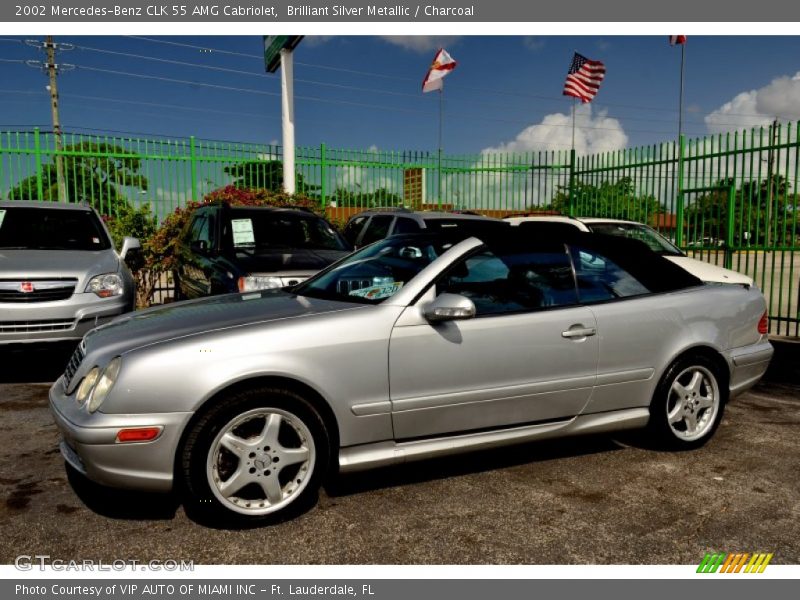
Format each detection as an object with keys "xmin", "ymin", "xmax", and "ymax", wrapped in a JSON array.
[{"xmin": 0, "ymin": 125, "xmax": 798, "ymax": 335}]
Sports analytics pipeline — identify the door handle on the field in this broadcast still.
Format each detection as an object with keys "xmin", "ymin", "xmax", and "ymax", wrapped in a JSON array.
[{"xmin": 562, "ymin": 326, "xmax": 597, "ymax": 339}]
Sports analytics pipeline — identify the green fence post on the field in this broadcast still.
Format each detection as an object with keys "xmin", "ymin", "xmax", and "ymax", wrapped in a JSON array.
[
  {"xmin": 189, "ymin": 136, "xmax": 198, "ymax": 201},
  {"xmin": 725, "ymin": 183, "xmax": 736, "ymax": 270},
  {"xmin": 675, "ymin": 135, "xmax": 685, "ymax": 247},
  {"xmin": 568, "ymin": 148, "xmax": 576, "ymax": 217},
  {"xmin": 319, "ymin": 142, "xmax": 327, "ymax": 208},
  {"xmin": 33, "ymin": 128, "xmax": 44, "ymax": 201}
]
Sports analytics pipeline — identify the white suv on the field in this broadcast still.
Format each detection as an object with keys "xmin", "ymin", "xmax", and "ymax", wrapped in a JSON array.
[{"xmin": 0, "ymin": 201, "xmax": 140, "ymax": 345}]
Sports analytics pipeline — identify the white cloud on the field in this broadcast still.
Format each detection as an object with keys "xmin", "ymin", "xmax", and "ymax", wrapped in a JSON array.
[
  {"xmin": 303, "ymin": 36, "xmax": 335, "ymax": 47},
  {"xmin": 705, "ymin": 72, "xmax": 800, "ymax": 133},
  {"xmin": 481, "ymin": 104, "xmax": 628, "ymax": 155},
  {"xmin": 380, "ymin": 36, "xmax": 462, "ymax": 54},
  {"xmin": 522, "ymin": 37, "xmax": 545, "ymax": 51}
]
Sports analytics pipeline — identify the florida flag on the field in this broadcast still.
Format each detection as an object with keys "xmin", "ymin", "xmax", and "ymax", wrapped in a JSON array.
[
  {"xmin": 669, "ymin": 35, "xmax": 687, "ymax": 45},
  {"xmin": 422, "ymin": 48, "xmax": 457, "ymax": 93}
]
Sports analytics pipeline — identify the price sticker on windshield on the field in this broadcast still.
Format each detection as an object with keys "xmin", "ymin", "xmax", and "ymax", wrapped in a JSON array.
[
  {"xmin": 232, "ymin": 218, "xmax": 255, "ymax": 246},
  {"xmin": 348, "ymin": 281, "xmax": 404, "ymax": 300}
]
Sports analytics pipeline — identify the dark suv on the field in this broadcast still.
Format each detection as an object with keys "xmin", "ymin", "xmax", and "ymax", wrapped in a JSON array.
[
  {"xmin": 341, "ymin": 208, "xmax": 504, "ymax": 249},
  {"xmin": 174, "ymin": 203, "xmax": 351, "ymax": 299}
]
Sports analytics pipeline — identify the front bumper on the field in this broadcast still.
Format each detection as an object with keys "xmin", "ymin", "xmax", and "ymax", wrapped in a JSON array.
[
  {"xmin": 48, "ymin": 376, "xmax": 193, "ymax": 492},
  {"xmin": 725, "ymin": 339, "xmax": 774, "ymax": 398},
  {"xmin": 0, "ymin": 292, "xmax": 131, "ymax": 345}
]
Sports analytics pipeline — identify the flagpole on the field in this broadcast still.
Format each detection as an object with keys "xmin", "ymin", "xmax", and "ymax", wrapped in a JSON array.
[
  {"xmin": 571, "ymin": 97, "xmax": 577, "ymax": 152},
  {"xmin": 438, "ymin": 86, "xmax": 443, "ymax": 208},
  {"xmin": 678, "ymin": 42, "xmax": 685, "ymax": 141}
]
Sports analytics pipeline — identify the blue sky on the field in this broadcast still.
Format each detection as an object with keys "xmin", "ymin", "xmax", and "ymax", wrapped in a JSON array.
[{"xmin": 1, "ymin": 35, "xmax": 800, "ymax": 154}]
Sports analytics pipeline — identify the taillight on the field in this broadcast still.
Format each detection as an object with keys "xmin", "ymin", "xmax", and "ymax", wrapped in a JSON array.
[{"xmin": 758, "ymin": 311, "xmax": 769, "ymax": 335}]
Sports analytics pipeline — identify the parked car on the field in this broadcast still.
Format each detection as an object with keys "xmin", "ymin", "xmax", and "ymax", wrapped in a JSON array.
[
  {"xmin": 173, "ymin": 203, "xmax": 351, "ymax": 299},
  {"xmin": 0, "ymin": 200, "xmax": 139, "ymax": 346},
  {"xmin": 504, "ymin": 215, "xmax": 753, "ymax": 286},
  {"xmin": 341, "ymin": 207, "xmax": 504, "ymax": 248},
  {"xmin": 49, "ymin": 229, "xmax": 772, "ymax": 526}
]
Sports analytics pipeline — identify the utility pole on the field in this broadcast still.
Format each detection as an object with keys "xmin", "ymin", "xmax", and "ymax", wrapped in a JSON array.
[
  {"xmin": 46, "ymin": 36, "xmax": 66, "ymax": 203},
  {"xmin": 25, "ymin": 37, "xmax": 74, "ymax": 203}
]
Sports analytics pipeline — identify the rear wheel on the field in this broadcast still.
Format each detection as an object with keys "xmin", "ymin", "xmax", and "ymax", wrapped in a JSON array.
[
  {"xmin": 180, "ymin": 387, "xmax": 329, "ymax": 526},
  {"xmin": 648, "ymin": 354, "xmax": 727, "ymax": 450}
]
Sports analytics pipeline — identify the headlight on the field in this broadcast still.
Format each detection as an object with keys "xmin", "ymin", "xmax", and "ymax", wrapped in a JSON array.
[
  {"xmin": 87, "ymin": 357, "xmax": 121, "ymax": 414},
  {"xmin": 238, "ymin": 275, "xmax": 283, "ymax": 292},
  {"xmin": 76, "ymin": 367, "xmax": 100, "ymax": 406},
  {"xmin": 85, "ymin": 273, "xmax": 124, "ymax": 298}
]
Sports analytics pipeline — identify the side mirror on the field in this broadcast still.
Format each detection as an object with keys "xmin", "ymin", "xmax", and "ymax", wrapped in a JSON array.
[
  {"xmin": 120, "ymin": 237, "xmax": 144, "ymax": 271},
  {"xmin": 190, "ymin": 239, "xmax": 209, "ymax": 254},
  {"xmin": 423, "ymin": 293, "xmax": 476, "ymax": 323}
]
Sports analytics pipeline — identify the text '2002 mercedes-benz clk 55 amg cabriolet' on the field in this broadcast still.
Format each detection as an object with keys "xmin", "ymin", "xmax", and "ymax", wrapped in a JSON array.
[{"xmin": 49, "ymin": 229, "xmax": 773, "ymax": 526}]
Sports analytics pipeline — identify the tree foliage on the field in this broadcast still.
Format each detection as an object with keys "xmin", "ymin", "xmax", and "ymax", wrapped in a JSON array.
[
  {"xmin": 329, "ymin": 186, "xmax": 403, "ymax": 208},
  {"xmin": 223, "ymin": 160, "xmax": 319, "ymax": 195},
  {"xmin": 686, "ymin": 175, "xmax": 799, "ymax": 246},
  {"xmin": 542, "ymin": 177, "xmax": 664, "ymax": 223},
  {"xmin": 7, "ymin": 142, "xmax": 148, "ymax": 215}
]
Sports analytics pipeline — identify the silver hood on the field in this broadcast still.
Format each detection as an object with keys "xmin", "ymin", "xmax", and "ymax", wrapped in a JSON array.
[
  {"xmin": 0, "ymin": 249, "xmax": 120, "ymax": 289},
  {"xmin": 83, "ymin": 290, "xmax": 365, "ymax": 357}
]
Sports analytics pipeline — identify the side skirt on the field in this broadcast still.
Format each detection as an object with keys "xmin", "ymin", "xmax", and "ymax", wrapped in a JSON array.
[{"xmin": 338, "ymin": 408, "xmax": 650, "ymax": 473}]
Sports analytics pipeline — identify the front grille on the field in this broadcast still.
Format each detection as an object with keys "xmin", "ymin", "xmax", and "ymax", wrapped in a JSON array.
[
  {"xmin": 0, "ymin": 319, "xmax": 75, "ymax": 333},
  {"xmin": 0, "ymin": 279, "xmax": 77, "ymax": 303},
  {"xmin": 337, "ymin": 278, "xmax": 372, "ymax": 294},
  {"xmin": 63, "ymin": 341, "xmax": 86, "ymax": 390}
]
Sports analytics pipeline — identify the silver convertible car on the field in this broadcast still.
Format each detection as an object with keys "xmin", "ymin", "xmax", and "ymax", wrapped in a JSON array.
[{"xmin": 49, "ymin": 230, "xmax": 774, "ymax": 525}]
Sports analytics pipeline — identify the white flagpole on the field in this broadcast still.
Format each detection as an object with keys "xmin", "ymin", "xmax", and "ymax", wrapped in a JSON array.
[
  {"xmin": 571, "ymin": 97, "xmax": 577, "ymax": 152},
  {"xmin": 678, "ymin": 41, "xmax": 685, "ymax": 141},
  {"xmin": 438, "ymin": 85, "xmax": 443, "ymax": 207}
]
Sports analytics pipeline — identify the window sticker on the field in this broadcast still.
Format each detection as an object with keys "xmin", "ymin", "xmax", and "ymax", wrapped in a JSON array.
[
  {"xmin": 348, "ymin": 281, "xmax": 404, "ymax": 300},
  {"xmin": 92, "ymin": 237, "xmax": 100, "ymax": 244},
  {"xmin": 0, "ymin": 210, "xmax": 5, "ymax": 228},
  {"xmin": 232, "ymin": 218, "xmax": 255, "ymax": 246}
]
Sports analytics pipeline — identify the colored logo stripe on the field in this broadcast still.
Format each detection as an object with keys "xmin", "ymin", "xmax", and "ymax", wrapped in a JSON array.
[{"xmin": 697, "ymin": 552, "xmax": 773, "ymax": 573}]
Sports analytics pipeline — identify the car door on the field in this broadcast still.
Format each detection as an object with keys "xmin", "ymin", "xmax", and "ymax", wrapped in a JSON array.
[
  {"xmin": 567, "ymin": 242, "xmax": 678, "ymax": 414},
  {"xmin": 389, "ymin": 242, "xmax": 598, "ymax": 440}
]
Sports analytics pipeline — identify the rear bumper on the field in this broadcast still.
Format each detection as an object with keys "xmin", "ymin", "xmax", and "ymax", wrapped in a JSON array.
[
  {"xmin": 0, "ymin": 293, "xmax": 131, "ymax": 345},
  {"xmin": 725, "ymin": 340, "xmax": 774, "ymax": 398},
  {"xmin": 48, "ymin": 376, "xmax": 192, "ymax": 492}
]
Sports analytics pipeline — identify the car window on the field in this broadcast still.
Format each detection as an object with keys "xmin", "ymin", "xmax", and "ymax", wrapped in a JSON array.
[
  {"xmin": 437, "ymin": 245, "xmax": 578, "ymax": 316},
  {"xmin": 342, "ymin": 215, "xmax": 368, "ymax": 246},
  {"xmin": 189, "ymin": 214, "xmax": 211, "ymax": 247},
  {"xmin": 393, "ymin": 217, "xmax": 422, "ymax": 234},
  {"xmin": 295, "ymin": 235, "xmax": 456, "ymax": 304},
  {"xmin": 359, "ymin": 215, "xmax": 393, "ymax": 246},
  {"xmin": 0, "ymin": 207, "xmax": 111, "ymax": 251},
  {"xmin": 226, "ymin": 210, "xmax": 348, "ymax": 251},
  {"xmin": 569, "ymin": 245, "xmax": 650, "ymax": 302},
  {"xmin": 587, "ymin": 222, "xmax": 683, "ymax": 256}
]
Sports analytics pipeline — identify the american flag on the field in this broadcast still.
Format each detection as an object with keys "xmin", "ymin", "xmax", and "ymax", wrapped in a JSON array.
[{"xmin": 563, "ymin": 52, "xmax": 606, "ymax": 104}]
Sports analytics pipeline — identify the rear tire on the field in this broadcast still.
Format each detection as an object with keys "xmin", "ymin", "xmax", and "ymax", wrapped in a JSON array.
[
  {"xmin": 647, "ymin": 354, "xmax": 727, "ymax": 450},
  {"xmin": 179, "ymin": 387, "xmax": 330, "ymax": 527}
]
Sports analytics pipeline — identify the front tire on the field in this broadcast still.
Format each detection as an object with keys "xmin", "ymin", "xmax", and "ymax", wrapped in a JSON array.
[
  {"xmin": 648, "ymin": 354, "xmax": 727, "ymax": 450},
  {"xmin": 179, "ymin": 387, "xmax": 330, "ymax": 526}
]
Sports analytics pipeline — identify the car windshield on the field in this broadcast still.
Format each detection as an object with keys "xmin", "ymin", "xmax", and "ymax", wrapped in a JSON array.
[
  {"xmin": 0, "ymin": 206, "xmax": 111, "ymax": 251},
  {"xmin": 294, "ymin": 235, "xmax": 457, "ymax": 304},
  {"xmin": 586, "ymin": 222, "xmax": 683, "ymax": 256},
  {"xmin": 229, "ymin": 210, "xmax": 349, "ymax": 252}
]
